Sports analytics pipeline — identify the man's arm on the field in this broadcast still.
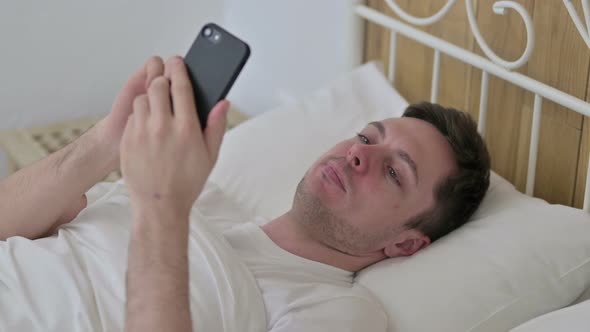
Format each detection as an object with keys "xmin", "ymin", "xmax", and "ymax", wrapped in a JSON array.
[
  {"xmin": 0, "ymin": 130, "xmax": 113, "ymax": 240},
  {"xmin": 125, "ymin": 205, "xmax": 192, "ymax": 332},
  {"xmin": 0, "ymin": 56, "xmax": 165, "ymax": 241},
  {"xmin": 122, "ymin": 56, "xmax": 228, "ymax": 332}
]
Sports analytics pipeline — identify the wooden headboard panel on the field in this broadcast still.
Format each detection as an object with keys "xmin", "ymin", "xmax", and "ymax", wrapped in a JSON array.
[{"xmin": 363, "ymin": 0, "xmax": 590, "ymax": 208}]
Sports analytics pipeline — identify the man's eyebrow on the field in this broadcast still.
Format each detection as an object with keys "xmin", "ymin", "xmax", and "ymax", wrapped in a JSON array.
[
  {"xmin": 368, "ymin": 121, "xmax": 419, "ymax": 185},
  {"xmin": 368, "ymin": 121, "xmax": 385, "ymax": 138},
  {"xmin": 398, "ymin": 150, "xmax": 419, "ymax": 185}
]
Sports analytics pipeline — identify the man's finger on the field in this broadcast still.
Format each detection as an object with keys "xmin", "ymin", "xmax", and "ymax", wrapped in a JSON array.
[
  {"xmin": 147, "ymin": 76, "xmax": 172, "ymax": 124},
  {"xmin": 132, "ymin": 95, "xmax": 150, "ymax": 130},
  {"xmin": 144, "ymin": 56, "xmax": 165, "ymax": 90},
  {"xmin": 110, "ymin": 63, "xmax": 146, "ymax": 114},
  {"xmin": 204, "ymin": 100, "xmax": 229, "ymax": 164},
  {"xmin": 167, "ymin": 56, "xmax": 200, "ymax": 127},
  {"xmin": 121, "ymin": 112, "xmax": 135, "ymax": 155}
]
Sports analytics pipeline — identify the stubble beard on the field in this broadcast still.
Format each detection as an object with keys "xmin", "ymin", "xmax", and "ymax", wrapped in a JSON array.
[{"xmin": 293, "ymin": 176, "xmax": 390, "ymax": 255}]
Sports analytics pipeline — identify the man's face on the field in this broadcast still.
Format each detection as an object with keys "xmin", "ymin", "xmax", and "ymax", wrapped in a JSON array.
[{"xmin": 293, "ymin": 117, "xmax": 457, "ymax": 257}]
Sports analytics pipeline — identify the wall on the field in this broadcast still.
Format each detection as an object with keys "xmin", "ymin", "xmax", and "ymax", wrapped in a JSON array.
[
  {"xmin": 364, "ymin": 0, "xmax": 590, "ymax": 208},
  {"xmin": 0, "ymin": 0, "xmax": 224, "ymax": 131},
  {"xmin": 0, "ymin": 0, "xmax": 366, "ymax": 128},
  {"xmin": 222, "ymin": 0, "xmax": 364, "ymax": 115}
]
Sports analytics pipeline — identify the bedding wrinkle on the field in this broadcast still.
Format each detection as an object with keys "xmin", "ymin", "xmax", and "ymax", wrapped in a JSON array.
[
  {"xmin": 467, "ymin": 297, "xmax": 520, "ymax": 332},
  {"xmin": 559, "ymin": 255, "xmax": 590, "ymax": 279}
]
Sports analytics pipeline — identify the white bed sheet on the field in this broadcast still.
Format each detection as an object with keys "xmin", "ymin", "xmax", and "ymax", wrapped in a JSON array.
[{"xmin": 510, "ymin": 300, "xmax": 590, "ymax": 332}]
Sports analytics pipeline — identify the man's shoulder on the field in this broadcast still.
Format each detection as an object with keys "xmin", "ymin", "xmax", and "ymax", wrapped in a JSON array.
[
  {"xmin": 311, "ymin": 279, "xmax": 385, "ymax": 310},
  {"xmin": 192, "ymin": 181, "xmax": 256, "ymax": 230},
  {"xmin": 331, "ymin": 283, "xmax": 387, "ymax": 316}
]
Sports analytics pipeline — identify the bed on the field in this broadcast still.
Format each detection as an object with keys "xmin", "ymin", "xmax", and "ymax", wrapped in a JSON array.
[
  {"xmin": 208, "ymin": 1, "xmax": 590, "ymax": 331},
  {"xmin": 207, "ymin": 63, "xmax": 590, "ymax": 331},
  {"xmin": 2, "ymin": 1, "xmax": 590, "ymax": 331}
]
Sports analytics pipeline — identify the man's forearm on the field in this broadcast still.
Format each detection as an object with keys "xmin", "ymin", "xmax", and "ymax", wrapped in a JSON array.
[
  {"xmin": 125, "ymin": 204, "xmax": 192, "ymax": 332},
  {"xmin": 0, "ymin": 129, "xmax": 114, "ymax": 240}
]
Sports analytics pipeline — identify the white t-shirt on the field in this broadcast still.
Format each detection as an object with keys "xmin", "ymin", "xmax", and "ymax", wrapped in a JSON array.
[
  {"xmin": 0, "ymin": 181, "xmax": 387, "ymax": 331},
  {"xmin": 0, "ymin": 182, "xmax": 267, "ymax": 332},
  {"xmin": 223, "ymin": 219, "xmax": 388, "ymax": 332}
]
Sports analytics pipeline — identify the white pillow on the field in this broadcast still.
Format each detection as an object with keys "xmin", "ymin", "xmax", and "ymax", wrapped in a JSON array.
[
  {"xmin": 209, "ymin": 62, "xmax": 590, "ymax": 331},
  {"xmin": 356, "ymin": 173, "xmax": 590, "ymax": 331},
  {"xmin": 573, "ymin": 284, "xmax": 590, "ymax": 304},
  {"xmin": 510, "ymin": 300, "xmax": 590, "ymax": 332}
]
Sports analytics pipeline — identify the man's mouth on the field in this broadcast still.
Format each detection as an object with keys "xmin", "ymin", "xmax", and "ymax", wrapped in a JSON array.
[{"xmin": 324, "ymin": 163, "xmax": 347, "ymax": 192}]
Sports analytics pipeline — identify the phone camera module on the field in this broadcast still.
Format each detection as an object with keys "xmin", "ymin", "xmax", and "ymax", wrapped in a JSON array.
[
  {"xmin": 203, "ymin": 27, "xmax": 213, "ymax": 37},
  {"xmin": 209, "ymin": 30, "xmax": 222, "ymax": 44}
]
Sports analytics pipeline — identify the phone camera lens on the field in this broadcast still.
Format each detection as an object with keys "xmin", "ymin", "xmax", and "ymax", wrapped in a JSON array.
[{"xmin": 203, "ymin": 27, "xmax": 212, "ymax": 37}]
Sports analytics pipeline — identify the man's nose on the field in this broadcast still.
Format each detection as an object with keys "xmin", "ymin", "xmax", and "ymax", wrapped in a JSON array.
[{"xmin": 346, "ymin": 143, "xmax": 380, "ymax": 174}]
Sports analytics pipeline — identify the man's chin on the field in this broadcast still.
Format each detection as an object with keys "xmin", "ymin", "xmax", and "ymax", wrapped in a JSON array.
[{"xmin": 296, "ymin": 177, "xmax": 346, "ymax": 219}]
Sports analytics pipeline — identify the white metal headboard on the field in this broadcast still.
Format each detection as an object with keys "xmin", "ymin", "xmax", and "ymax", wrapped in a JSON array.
[{"xmin": 355, "ymin": 0, "xmax": 590, "ymax": 211}]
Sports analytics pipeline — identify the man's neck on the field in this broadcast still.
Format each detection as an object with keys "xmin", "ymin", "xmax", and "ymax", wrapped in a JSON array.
[{"xmin": 261, "ymin": 212, "xmax": 386, "ymax": 272}]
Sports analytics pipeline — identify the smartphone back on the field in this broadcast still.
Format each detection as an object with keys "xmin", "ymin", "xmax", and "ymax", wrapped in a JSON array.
[{"xmin": 184, "ymin": 23, "xmax": 250, "ymax": 128}]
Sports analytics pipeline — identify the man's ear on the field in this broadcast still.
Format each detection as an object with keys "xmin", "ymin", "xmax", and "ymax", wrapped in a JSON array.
[{"xmin": 383, "ymin": 229, "xmax": 431, "ymax": 258}]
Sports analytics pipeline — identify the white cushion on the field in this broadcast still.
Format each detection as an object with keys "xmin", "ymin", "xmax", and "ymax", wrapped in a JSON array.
[
  {"xmin": 510, "ymin": 300, "xmax": 590, "ymax": 332},
  {"xmin": 356, "ymin": 172, "xmax": 590, "ymax": 331},
  {"xmin": 208, "ymin": 62, "xmax": 590, "ymax": 331},
  {"xmin": 573, "ymin": 284, "xmax": 590, "ymax": 304}
]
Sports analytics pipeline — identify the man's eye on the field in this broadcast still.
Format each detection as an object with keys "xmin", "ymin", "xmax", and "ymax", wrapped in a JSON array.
[
  {"xmin": 388, "ymin": 167, "xmax": 401, "ymax": 186},
  {"xmin": 356, "ymin": 133, "xmax": 370, "ymax": 144}
]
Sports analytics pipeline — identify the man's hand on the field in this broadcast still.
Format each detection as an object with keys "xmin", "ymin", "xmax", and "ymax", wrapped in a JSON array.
[
  {"xmin": 53, "ymin": 57, "xmax": 166, "ymax": 228},
  {"xmin": 0, "ymin": 56, "xmax": 196, "ymax": 241},
  {"xmin": 123, "ymin": 56, "xmax": 229, "ymax": 332},
  {"xmin": 94, "ymin": 56, "xmax": 167, "ymax": 172},
  {"xmin": 121, "ymin": 55, "xmax": 229, "ymax": 218}
]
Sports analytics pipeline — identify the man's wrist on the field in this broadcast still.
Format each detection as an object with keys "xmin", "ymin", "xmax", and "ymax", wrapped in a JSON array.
[
  {"xmin": 131, "ymin": 199, "xmax": 190, "ymax": 230},
  {"xmin": 133, "ymin": 203, "xmax": 187, "ymax": 221},
  {"xmin": 69, "ymin": 126, "xmax": 118, "ymax": 178},
  {"xmin": 129, "ymin": 200, "xmax": 191, "ymax": 268},
  {"xmin": 94, "ymin": 126, "xmax": 120, "ymax": 172}
]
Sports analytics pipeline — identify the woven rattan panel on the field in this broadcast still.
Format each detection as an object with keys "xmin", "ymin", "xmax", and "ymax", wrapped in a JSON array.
[{"xmin": 0, "ymin": 108, "xmax": 249, "ymax": 182}]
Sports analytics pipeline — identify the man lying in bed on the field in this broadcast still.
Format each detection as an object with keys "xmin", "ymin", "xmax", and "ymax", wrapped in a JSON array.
[{"xmin": 0, "ymin": 56, "xmax": 490, "ymax": 331}]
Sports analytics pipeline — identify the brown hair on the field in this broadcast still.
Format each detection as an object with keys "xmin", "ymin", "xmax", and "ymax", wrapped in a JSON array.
[{"xmin": 403, "ymin": 102, "xmax": 491, "ymax": 242}]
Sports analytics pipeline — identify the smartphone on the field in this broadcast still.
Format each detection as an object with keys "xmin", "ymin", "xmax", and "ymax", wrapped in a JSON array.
[{"xmin": 183, "ymin": 23, "xmax": 250, "ymax": 129}]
